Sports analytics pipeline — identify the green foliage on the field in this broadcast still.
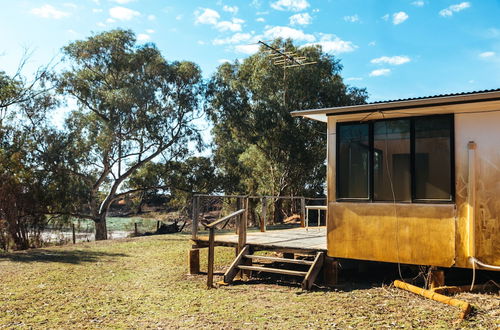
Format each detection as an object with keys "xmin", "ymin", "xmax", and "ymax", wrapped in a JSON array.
[
  {"xmin": 55, "ymin": 29, "xmax": 204, "ymax": 239},
  {"xmin": 206, "ymin": 39, "xmax": 368, "ymax": 199},
  {"xmin": 126, "ymin": 156, "xmax": 220, "ymax": 213}
]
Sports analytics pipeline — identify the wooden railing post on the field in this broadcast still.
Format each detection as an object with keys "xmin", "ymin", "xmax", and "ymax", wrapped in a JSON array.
[
  {"xmin": 72, "ymin": 223, "xmax": 76, "ymax": 244},
  {"xmin": 207, "ymin": 227, "xmax": 215, "ymax": 288},
  {"xmin": 238, "ymin": 198, "xmax": 248, "ymax": 253},
  {"xmin": 192, "ymin": 195, "xmax": 199, "ymax": 240},
  {"xmin": 260, "ymin": 197, "xmax": 267, "ymax": 232},
  {"xmin": 300, "ymin": 197, "xmax": 306, "ymax": 227}
]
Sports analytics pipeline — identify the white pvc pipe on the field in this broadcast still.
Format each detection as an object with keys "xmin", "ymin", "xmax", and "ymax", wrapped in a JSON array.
[
  {"xmin": 469, "ymin": 257, "xmax": 500, "ymax": 271},
  {"xmin": 466, "ymin": 141, "xmax": 500, "ymax": 271}
]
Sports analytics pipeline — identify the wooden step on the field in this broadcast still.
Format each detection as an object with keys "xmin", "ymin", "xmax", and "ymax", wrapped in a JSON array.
[
  {"xmin": 237, "ymin": 265, "xmax": 308, "ymax": 277},
  {"xmin": 244, "ymin": 255, "xmax": 313, "ymax": 265}
]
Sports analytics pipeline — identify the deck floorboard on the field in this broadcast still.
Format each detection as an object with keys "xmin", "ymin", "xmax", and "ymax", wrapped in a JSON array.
[{"xmin": 193, "ymin": 227, "xmax": 326, "ymax": 252}]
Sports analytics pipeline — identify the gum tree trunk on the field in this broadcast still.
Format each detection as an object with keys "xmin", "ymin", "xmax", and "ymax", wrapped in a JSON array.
[{"xmin": 94, "ymin": 214, "xmax": 108, "ymax": 240}]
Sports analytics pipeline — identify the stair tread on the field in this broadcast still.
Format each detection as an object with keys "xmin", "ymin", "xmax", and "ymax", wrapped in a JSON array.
[
  {"xmin": 237, "ymin": 265, "xmax": 308, "ymax": 277},
  {"xmin": 244, "ymin": 255, "xmax": 313, "ymax": 265}
]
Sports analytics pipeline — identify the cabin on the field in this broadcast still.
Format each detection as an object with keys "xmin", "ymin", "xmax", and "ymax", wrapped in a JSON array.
[
  {"xmin": 189, "ymin": 89, "xmax": 499, "ymax": 290},
  {"xmin": 291, "ymin": 88, "xmax": 500, "ymax": 272}
]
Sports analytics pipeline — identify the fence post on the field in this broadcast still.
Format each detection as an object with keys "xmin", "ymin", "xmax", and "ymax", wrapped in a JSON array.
[
  {"xmin": 260, "ymin": 197, "xmax": 267, "ymax": 232},
  {"xmin": 134, "ymin": 223, "xmax": 138, "ymax": 236},
  {"xmin": 72, "ymin": 223, "xmax": 76, "ymax": 244},
  {"xmin": 300, "ymin": 197, "xmax": 306, "ymax": 227},
  {"xmin": 238, "ymin": 197, "xmax": 248, "ymax": 254},
  {"xmin": 207, "ymin": 227, "xmax": 215, "ymax": 289},
  {"xmin": 192, "ymin": 195, "xmax": 199, "ymax": 240},
  {"xmin": 235, "ymin": 197, "xmax": 243, "ymax": 234},
  {"xmin": 157, "ymin": 221, "xmax": 160, "ymax": 231}
]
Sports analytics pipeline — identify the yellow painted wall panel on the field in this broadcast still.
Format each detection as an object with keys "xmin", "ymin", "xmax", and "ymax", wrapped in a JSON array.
[{"xmin": 328, "ymin": 203, "xmax": 456, "ymax": 267}]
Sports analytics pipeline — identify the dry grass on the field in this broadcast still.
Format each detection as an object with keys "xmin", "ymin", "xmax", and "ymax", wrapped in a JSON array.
[{"xmin": 0, "ymin": 234, "xmax": 498, "ymax": 329}]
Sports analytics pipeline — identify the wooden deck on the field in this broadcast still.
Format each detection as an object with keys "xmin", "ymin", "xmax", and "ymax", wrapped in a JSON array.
[{"xmin": 193, "ymin": 227, "xmax": 326, "ymax": 254}]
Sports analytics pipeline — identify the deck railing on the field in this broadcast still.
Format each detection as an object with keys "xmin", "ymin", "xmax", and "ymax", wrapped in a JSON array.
[
  {"xmin": 192, "ymin": 194, "xmax": 326, "ymax": 237},
  {"xmin": 204, "ymin": 204, "xmax": 248, "ymax": 288}
]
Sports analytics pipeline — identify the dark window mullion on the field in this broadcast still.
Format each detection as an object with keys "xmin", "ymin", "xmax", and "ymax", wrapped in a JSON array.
[
  {"xmin": 410, "ymin": 118, "xmax": 416, "ymax": 202},
  {"xmin": 369, "ymin": 121, "xmax": 374, "ymax": 201}
]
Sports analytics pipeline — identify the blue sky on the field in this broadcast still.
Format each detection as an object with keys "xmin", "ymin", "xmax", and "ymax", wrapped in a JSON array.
[{"xmin": 1, "ymin": 0, "xmax": 499, "ymax": 104}]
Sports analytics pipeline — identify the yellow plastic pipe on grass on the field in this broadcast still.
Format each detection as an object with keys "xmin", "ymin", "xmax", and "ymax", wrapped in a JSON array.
[{"xmin": 393, "ymin": 280, "xmax": 471, "ymax": 320}]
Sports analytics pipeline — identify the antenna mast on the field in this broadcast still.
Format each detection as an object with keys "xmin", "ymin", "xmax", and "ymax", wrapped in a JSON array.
[{"xmin": 257, "ymin": 40, "xmax": 317, "ymax": 110}]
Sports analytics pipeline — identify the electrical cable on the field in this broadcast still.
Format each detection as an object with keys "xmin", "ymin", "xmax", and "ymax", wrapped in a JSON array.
[{"xmin": 380, "ymin": 111, "xmax": 404, "ymax": 280}]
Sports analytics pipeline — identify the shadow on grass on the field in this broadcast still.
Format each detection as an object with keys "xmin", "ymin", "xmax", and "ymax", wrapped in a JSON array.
[{"xmin": 0, "ymin": 249, "xmax": 128, "ymax": 264}]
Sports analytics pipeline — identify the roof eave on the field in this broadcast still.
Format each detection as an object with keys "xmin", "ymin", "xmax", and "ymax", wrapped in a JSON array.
[{"xmin": 291, "ymin": 90, "xmax": 500, "ymax": 120}]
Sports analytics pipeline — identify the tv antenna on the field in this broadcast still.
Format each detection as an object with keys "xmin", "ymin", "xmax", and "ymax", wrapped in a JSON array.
[{"xmin": 257, "ymin": 40, "xmax": 317, "ymax": 109}]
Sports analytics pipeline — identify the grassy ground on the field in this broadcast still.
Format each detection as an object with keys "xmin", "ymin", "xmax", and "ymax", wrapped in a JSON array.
[{"xmin": 0, "ymin": 234, "xmax": 498, "ymax": 329}]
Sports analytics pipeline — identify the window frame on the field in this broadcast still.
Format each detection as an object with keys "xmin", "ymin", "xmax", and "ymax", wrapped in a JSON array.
[{"xmin": 335, "ymin": 114, "xmax": 455, "ymax": 204}]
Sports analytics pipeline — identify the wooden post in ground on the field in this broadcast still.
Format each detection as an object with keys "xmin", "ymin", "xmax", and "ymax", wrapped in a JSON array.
[
  {"xmin": 322, "ymin": 256, "xmax": 339, "ymax": 287},
  {"xmin": 300, "ymin": 197, "xmax": 306, "ymax": 227},
  {"xmin": 238, "ymin": 197, "xmax": 248, "ymax": 254},
  {"xmin": 260, "ymin": 197, "xmax": 267, "ymax": 232},
  {"xmin": 429, "ymin": 267, "xmax": 445, "ymax": 289},
  {"xmin": 235, "ymin": 197, "xmax": 243, "ymax": 234},
  {"xmin": 207, "ymin": 228, "xmax": 215, "ymax": 288},
  {"xmin": 192, "ymin": 195, "xmax": 199, "ymax": 240},
  {"xmin": 188, "ymin": 248, "xmax": 200, "ymax": 275},
  {"xmin": 157, "ymin": 221, "xmax": 160, "ymax": 231},
  {"xmin": 72, "ymin": 223, "xmax": 76, "ymax": 244},
  {"xmin": 134, "ymin": 223, "xmax": 138, "ymax": 236}
]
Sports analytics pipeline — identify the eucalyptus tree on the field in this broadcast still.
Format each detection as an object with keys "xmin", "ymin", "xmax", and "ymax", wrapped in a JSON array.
[
  {"xmin": 56, "ymin": 29, "xmax": 203, "ymax": 240},
  {"xmin": 206, "ymin": 39, "xmax": 367, "ymax": 221}
]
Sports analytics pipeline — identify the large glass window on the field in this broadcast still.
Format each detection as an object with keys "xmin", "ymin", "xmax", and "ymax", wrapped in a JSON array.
[
  {"xmin": 414, "ymin": 116, "xmax": 453, "ymax": 201},
  {"xmin": 373, "ymin": 119, "xmax": 411, "ymax": 201},
  {"xmin": 337, "ymin": 123, "xmax": 370, "ymax": 199},
  {"xmin": 336, "ymin": 115, "xmax": 453, "ymax": 203}
]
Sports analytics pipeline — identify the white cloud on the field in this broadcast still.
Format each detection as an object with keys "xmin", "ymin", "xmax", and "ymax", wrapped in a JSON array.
[
  {"xmin": 110, "ymin": 0, "xmax": 135, "ymax": 3},
  {"xmin": 147, "ymin": 14, "xmax": 156, "ymax": 20},
  {"xmin": 393, "ymin": 11, "xmax": 409, "ymax": 24},
  {"xmin": 271, "ymin": 0, "xmax": 310, "ymax": 12},
  {"xmin": 213, "ymin": 33, "xmax": 253, "ymax": 45},
  {"xmin": 197, "ymin": 40, "xmax": 206, "ymax": 45},
  {"xmin": 289, "ymin": 13, "xmax": 312, "ymax": 25},
  {"xmin": 439, "ymin": 2, "xmax": 471, "ymax": 17},
  {"xmin": 109, "ymin": 6, "xmax": 140, "ymax": 20},
  {"xmin": 304, "ymin": 34, "xmax": 357, "ymax": 55},
  {"xmin": 216, "ymin": 18, "xmax": 244, "ymax": 32},
  {"xmin": 251, "ymin": 0, "xmax": 262, "ymax": 8},
  {"xmin": 137, "ymin": 34, "xmax": 150, "ymax": 41},
  {"xmin": 146, "ymin": 29, "xmax": 155, "ymax": 34},
  {"xmin": 382, "ymin": 14, "xmax": 389, "ymax": 21},
  {"xmin": 223, "ymin": 5, "xmax": 238, "ymax": 14},
  {"xmin": 371, "ymin": 55, "xmax": 411, "ymax": 65},
  {"xmin": 412, "ymin": 1, "xmax": 425, "ymax": 7},
  {"xmin": 370, "ymin": 68, "xmax": 391, "ymax": 77},
  {"xmin": 106, "ymin": 18, "xmax": 116, "ymax": 23},
  {"xmin": 218, "ymin": 59, "xmax": 231, "ymax": 64},
  {"xmin": 264, "ymin": 26, "xmax": 315, "ymax": 42},
  {"xmin": 176, "ymin": 15, "xmax": 183, "ymax": 20},
  {"xmin": 346, "ymin": 77, "xmax": 363, "ymax": 81},
  {"xmin": 96, "ymin": 22, "xmax": 106, "ymax": 27},
  {"xmin": 344, "ymin": 14, "xmax": 359, "ymax": 23},
  {"xmin": 256, "ymin": 17, "xmax": 265, "ymax": 22},
  {"xmin": 31, "ymin": 4, "xmax": 70, "ymax": 19},
  {"xmin": 63, "ymin": 3, "xmax": 77, "ymax": 9},
  {"xmin": 194, "ymin": 8, "xmax": 243, "ymax": 32},
  {"xmin": 195, "ymin": 8, "xmax": 220, "ymax": 25},
  {"xmin": 92, "ymin": 8, "xmax": 103, "ymax": 13},
  {"xmin": 368, "ymin": 41, "xmax": 376, "ymax": 46},
  {"xmin": 479, "ymin": 51, "xmax": 495, "ymax": 58},
  {"xmin": 235, "ymin": 44, "xmax": 260, "ymax": 54}
]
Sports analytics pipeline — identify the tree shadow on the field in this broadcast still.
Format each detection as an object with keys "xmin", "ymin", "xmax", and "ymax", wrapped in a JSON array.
[{"xmin": 0, "ymin": 249, "xmax": 128, "ymax": 264}]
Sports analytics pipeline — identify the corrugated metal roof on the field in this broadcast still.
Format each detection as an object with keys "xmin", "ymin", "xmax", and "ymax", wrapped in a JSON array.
[
  {"xmin": 365, "ymin": 88, "xmax": 500, "ymax": 105},
  {"xmin": 291, "ymin": 88, "xmax": 500, "ymax": 122}
]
